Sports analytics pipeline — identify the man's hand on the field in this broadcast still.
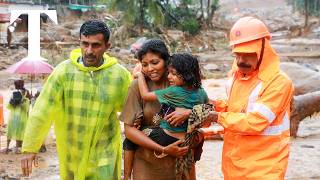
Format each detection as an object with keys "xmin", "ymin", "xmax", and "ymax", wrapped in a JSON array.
[
  {"xmin": 164, "ymin": 140, "xmax": 189, "ymax": 158},
  {"xmin": 21, "ymin": 153, "xmax": 38, "ymax": 177},
  {"xmin": 164, "ymin": 108, "xmax": 191, "ymax": 127}
]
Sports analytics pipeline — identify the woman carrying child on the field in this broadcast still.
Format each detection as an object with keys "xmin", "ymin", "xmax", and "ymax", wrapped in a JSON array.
[{"xmin": 121, "ymin": 39, "xmax": 210, "ymax": 180}]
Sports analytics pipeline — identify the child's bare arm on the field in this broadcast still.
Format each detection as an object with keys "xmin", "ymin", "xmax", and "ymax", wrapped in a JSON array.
[{"xmin": 136, "ymin": 72, "xmax": 157, "ymax": 101}]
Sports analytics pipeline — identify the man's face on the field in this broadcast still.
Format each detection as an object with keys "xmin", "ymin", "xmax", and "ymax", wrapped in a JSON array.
[
  {"xmin": 80, "ymin": 33, "xmax": 110, "ymax": 67},
  {"xmin": 235, "ymin": 52, "xmax": 258, "ymax": 74}
]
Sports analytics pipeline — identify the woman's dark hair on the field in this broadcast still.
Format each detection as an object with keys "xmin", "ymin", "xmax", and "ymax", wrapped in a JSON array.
[
  {"xmin": 137, "ymin": 39, "xmax": 170, "ymax": 64},
  {"xmin": 169, "ymin": 53, "xmax": 202, "ymax": 89},
  {"xmin": 80, "ymin": 20, "xmax": 110, "ymax": 42}
]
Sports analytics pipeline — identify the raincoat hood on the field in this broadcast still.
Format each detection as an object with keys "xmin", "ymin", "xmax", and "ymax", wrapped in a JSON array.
[
  {"xmin": 231, "ymin": 38, "xmax": 280, "ymax": 82},
  {"xmin": 69, "ymin": 48, "xmax": 118, "ymax": 72}
]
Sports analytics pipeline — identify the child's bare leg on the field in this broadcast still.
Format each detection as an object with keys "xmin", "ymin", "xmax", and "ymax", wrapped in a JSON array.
[
  {"xmin": 189, "ymin": 164, "xmax": 196, "ymax": 180},
  {"xmin": 123, "ymin": 150, "xmax": 135, "ymax": 180},
  {"xmin": 39, "ymin": 144, "xmax": 47, "ymax": 153}
]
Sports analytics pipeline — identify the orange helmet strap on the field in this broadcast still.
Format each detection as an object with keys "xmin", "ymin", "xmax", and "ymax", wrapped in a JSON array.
[{"xmin": 256, "ymin": 38, "xmax": 265, "ymax": 70}]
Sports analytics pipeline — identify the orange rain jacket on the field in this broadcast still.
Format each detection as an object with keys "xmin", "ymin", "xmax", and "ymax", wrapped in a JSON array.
[{"xmin": 215, "ymin": 39, "xmax": 294, "ymax": 180}]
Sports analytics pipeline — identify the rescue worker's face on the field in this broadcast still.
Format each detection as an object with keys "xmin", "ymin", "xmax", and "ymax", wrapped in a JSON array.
[
  {"xmin": 80, "ymin": 33, "xmax": 110, "ymax": 67},
  {"xmin": 235, "ymin": 52, "xmax": 258, "ymax": 74},
  {"xmin": 141, "ymin": 52, "xmax": 166, "ymax": 82}
]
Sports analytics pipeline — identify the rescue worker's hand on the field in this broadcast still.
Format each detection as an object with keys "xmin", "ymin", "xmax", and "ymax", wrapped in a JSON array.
[
  {"xmin": 164, "ymin": 140, "xmax": 189, "ymax": 157},
  {"xmin": 165, "ymin": 108, "xmax": 191, "ymax": 127},
  {"xmin": 207, "ymin": 111, "xmax": 219, "ymax": 123},
  {"xmin": 21, "ymin": 153, "xmax": 38, "ymax": 177}
]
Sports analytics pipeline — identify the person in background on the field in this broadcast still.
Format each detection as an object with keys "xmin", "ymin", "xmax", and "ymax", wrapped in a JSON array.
[
  {"xmin": 4, "ymin": 79, "xmax": 31, "ymax": 154},
  {"xmin": 6, "ymin": 18, "xmax": 22, "ymax": 48}
]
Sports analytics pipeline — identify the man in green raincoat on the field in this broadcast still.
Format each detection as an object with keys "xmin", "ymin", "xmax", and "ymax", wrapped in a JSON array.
[{"xmin": 21, "ymin": 20, "xmax": 132, "ymax": 180}]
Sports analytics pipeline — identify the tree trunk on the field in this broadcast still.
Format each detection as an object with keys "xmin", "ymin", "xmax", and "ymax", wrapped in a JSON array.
[
  {"xmin": 200, "ymin": 0, "xmax": 204, "ymax": 21},
  {"xmin": 290, "ymin": 91, "xmax": 320, "ymax": 137},
  {"xmin": 304, "ymin": 0, "xmax": 309, "ymax": 27},
  {"xmin": 206, "ymin": 0, "xmax": 211, "ymax": 26},
  {"xmin": 139, "ymin": 0, "xmax": 146, "ymax": 34},
  {"xmin": 155, "ymin": 0, "xmax": 180, "ymax": 24}
]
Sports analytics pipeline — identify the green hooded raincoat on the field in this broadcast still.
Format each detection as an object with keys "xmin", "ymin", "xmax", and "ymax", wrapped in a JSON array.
[
  {"xmin": 22, "ymin": 49, "xmax": 132, "ymax": 180},
  {"xmin": 7, "ymin": 93, "xmax": 30, "ymax": 141}
]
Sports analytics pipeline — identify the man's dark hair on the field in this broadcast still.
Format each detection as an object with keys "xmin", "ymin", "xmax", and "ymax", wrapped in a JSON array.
[
  {"xmin": 169, "ymin": 53, "xmax": 202, "ymax": 89},
  {"xmin": 14, "ymin": 79, "xmax": 25, "ymax": 90},
  {"xmin": 137, "ymin": 39, "xmax": 170, "ymax": 64},
  {"xmin": 80, "ymin": 20, "xmax": 110, "ymax": 42}
]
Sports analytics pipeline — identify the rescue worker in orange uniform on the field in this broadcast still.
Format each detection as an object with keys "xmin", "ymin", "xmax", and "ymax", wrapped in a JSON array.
[{"xmin": 211, "ymin": 16, "xmax": 295, "ymax": 179}]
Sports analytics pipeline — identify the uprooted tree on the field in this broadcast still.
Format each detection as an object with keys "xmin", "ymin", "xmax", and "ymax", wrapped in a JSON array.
[
  {"xmin": 290, "ymin": 91, "xmax": 320, "ymax": 137},
  {"xmin": 281, "ymin": 62, "xmax": 320, "ymax": 137}
]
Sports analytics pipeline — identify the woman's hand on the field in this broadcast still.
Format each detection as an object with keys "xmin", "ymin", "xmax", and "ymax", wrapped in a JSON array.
[
  {"xmin": 133, "ymin": 71, "xmax": 143, "ymax": 79},
  {"xmin": 164, "ymin": 140, "xmax": 189, "ymax": 158},
  {"xmin": 133, "ymin": 120, "xmax": 141, "ymax": 130},
  {"xmin": 132, "ymin": 63, "xmax": 142, "ymax": 78},
  {"xmin": 164, "ymin": 107, "xmax": 191, "ymax": 127}
]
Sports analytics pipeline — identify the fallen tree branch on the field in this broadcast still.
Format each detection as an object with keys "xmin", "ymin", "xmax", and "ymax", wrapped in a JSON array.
[{"xmin": 290, "ymin": 91, "xmax": 320, "ymax": 137}]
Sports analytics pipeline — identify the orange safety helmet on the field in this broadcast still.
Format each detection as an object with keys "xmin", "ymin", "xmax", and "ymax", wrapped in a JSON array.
[{"xmin": 229, "ymin": 16, "xmax": 271, "ymax": 46}]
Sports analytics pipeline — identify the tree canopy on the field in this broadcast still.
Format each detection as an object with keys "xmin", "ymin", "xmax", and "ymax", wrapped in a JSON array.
[{"xmin": 110, "ymin": 0, "xmax": 220, "ymax": 35}]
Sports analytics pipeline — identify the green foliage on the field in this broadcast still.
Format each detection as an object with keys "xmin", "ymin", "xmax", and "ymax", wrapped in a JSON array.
[
  {"xmin": 180, "ymin": 17, "xmax": 201, "ymax": 35},
  {"xmin": 288, "ymin": 0, "xmax": 320, "ymax": 16},
  {"xmin": 211, "ymin": 0, "xmax": 220, "ymax": 14},
  {"xmin": 163, "ymin": 4, "xmax": 200, "ymax": 35},
  {"xmin": 147, "ymin": 0, "xmax": 164, "ymax": 25},
  {"xmin": 109, "ymin": 0, "xmax": 138, "ymax": 26},
  {"xmin": 169, "ymin": 40, "xmax": 179, "ymax": 52},
  {"xmin": 163, "ymin": 5, "xmax": 177, "ymax": 28},
  {"xmin": 109, "ymin": 0, "xmax": 220, "ymax": 35},
  {"xmin": 110, "ymin": 0, "xmax": 163, "ymax": 28},
  {"xmin": 104, "ymin": 18, "xmax": 118, "ymax": 30}
]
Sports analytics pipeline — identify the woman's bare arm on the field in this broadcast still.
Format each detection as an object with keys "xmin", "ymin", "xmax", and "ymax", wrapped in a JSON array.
[{"xmin": 136, "ymin": 73, "xmax": 157, "ymax": 101}]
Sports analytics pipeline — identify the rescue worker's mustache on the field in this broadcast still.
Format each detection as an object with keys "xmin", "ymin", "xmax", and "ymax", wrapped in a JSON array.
[{"xmin": 237, "ymin": 63, "xmax": 251, "ymax": 68}]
